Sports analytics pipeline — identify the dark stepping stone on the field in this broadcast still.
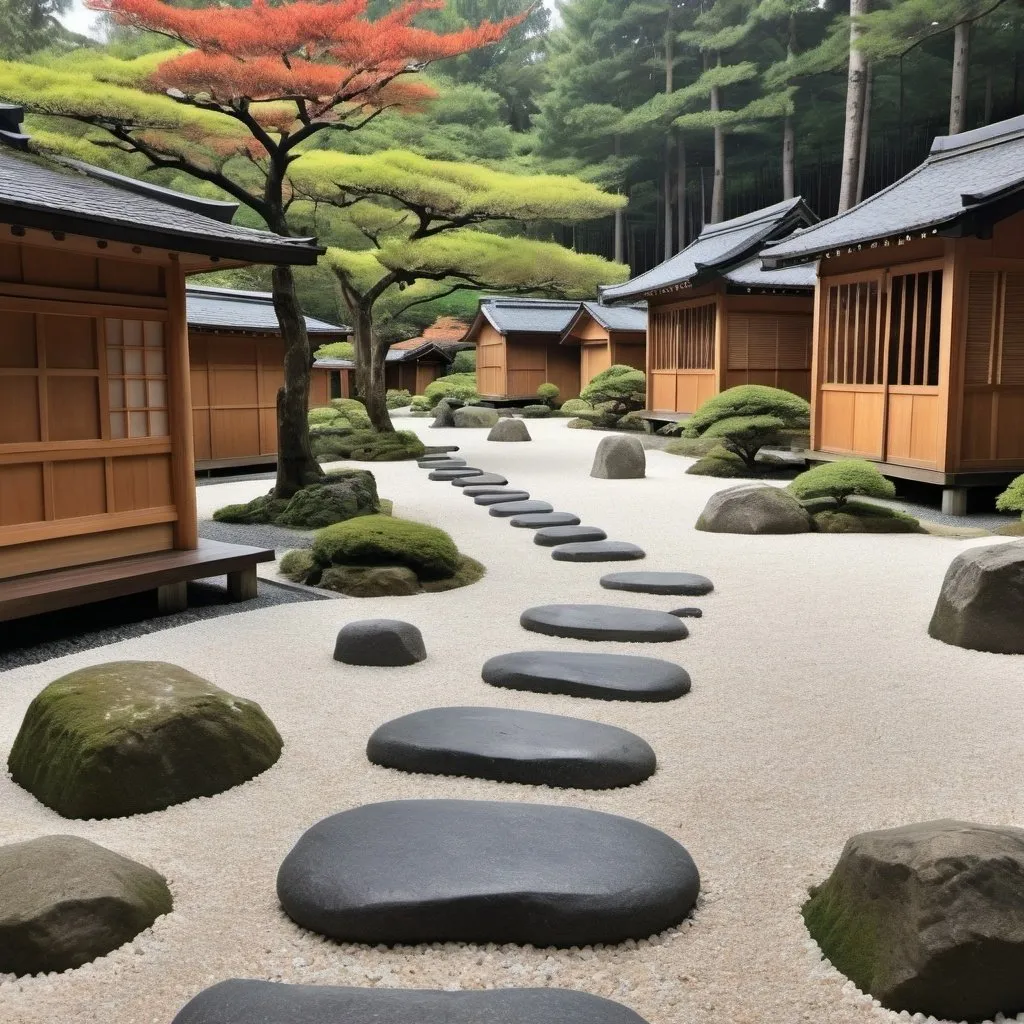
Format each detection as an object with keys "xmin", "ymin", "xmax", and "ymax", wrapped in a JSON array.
[
  {"xmin": 474, "ymin": 490, "xmax": 530, "ymax": 505},
  {"xmin": 511, "ymin": 512, "xmax": 581, "ymax": 528},
  {"xmin": 534, "ymin": 525, "xmax": 608, "ymax": 546},
  {"xmin": 601, "ymin": 572, "xmax": 714, "ymax": 596},
  {"xmin": 367, "ymin": 706, "xmax": 655, "ymax": 789},
  {"xmin": 489, "ymin": 500, "xmax": 554, "ymax": 517},
  {"xmin": 276, "ymin": 800, "xmax": 700, "ymax": 946},
  {"xmin": 670, "ymin": 607, "xmax": 703, "ymax": 618},
  {"xmin": 171, "ymin": 980, "xmax": 654, "ymax": 1024},
  {"xmin": 424, "ymin": 445, "xmax": 459, "ymax": 453},
  {"xmin": 464, "ymin": 485, "xmax": 525, "ymax": 498},
  {"xmin": 333, "ymin": 620, "xmax": 426, "ymax": 667},
  {"xmin": 418, "ymin": 459, "xmax": 465, "ymax": 469},
  {"xmin": 521, "ymin": 604, "xmax": 688, "ymax": 643},
  {"xmin": 552, "ymin": 542, "xmax": 645, "ymax": 562},
  {"xmin": 428, "ymin": 468, "xmax": 484, "ymax": 480},
  {"xmin": 483, "ymin": 650, "xmax": 691, "ymax": 702},
  {"xmin": 452, "ymin": 473, "xmax": 508, "ymax": 487}
]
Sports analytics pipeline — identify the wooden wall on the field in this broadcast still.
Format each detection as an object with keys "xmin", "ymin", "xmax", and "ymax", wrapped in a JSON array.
[
  {"xmin": 477, "ymin": 322, "xmax": 581, "ymax": 400},
  {"xmin": 0, "ymin": 236, "xmax": 194, "ymax": 579}
]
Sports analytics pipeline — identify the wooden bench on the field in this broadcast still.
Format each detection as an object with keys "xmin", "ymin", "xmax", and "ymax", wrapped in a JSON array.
[{"xmin": 0, "ymin": 539, "xmax": 275, "ymax": 623}]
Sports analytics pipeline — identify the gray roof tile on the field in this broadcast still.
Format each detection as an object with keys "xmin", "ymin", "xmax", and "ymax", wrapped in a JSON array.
[
  {"xmin": 578, "ymin": 301, "xmax": 647, "ymax": 332},
  {"xmin": 186, "ymin": 285, "xmax": 349, "ymax": 335},
  {"xmin": 763, "ymin": 115, "xmax": 1024, "ymax": 266},
  {"xmin": 478, "ymin": 297, "xmax": 582, "ymax": 335}
]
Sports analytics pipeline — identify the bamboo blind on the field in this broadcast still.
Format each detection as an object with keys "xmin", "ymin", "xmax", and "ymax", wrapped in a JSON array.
[
  {"xmin": 964, "ymin": 270, "xmax": 1024, "ymax": 385},
  {"xmin": 727, "ymin": 314, "xmax": 811, "ymax": 370},
  {"xmin": 650, "ymin": 302, "xmax": 715, "ymax": 370},
  {"xmin": 887, "ymin": 270, "xmax": 942, "ymax": 387},
  {"xmin": 823, "ymin": 279, "xmax": 885, "ymax": 385}
]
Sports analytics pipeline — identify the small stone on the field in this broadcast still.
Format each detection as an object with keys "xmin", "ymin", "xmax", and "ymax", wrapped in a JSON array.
[
  {"xmin": 695, "ymin": 483, "xmax": 811, "ymax": 534},
  {"xmin": 428, "ymin": 468, "xmax": 484, "ymax": 480},
  {"xmin": 451, "ymin": 473, "xmax": 508, "ymax": 487},
  {"xmin": 669, "ymin": 607, "xmax": 702, "ymax": 618},
  {"xmin": 453, "ymin": 407, "xmax": 500, "ymax": 428},
  {"xmin": 600, "ymin": 571, "xmax": 714, "ymax": 596},
  {"xmin": 590, "ymin": 436, "xmax": 645, "ymax": 479},
  {"xmin": 520, "ymin": 604, "xmax": 688, "ymax": 643},
  {"xmin": 488, "ymin": 419, "xmax": 532, "ymax": 442},
  {"xmin": 511, "ymin": 513, "xmax": 582, "ymax": 528},
  {"xmin": 552, "ymin": 542, "xmax": 645, "ymax": 562},
  {"xmin": 489, "ymin": 500, "xmax": 554, "ymax": 517},
  {"xmin": 534, "ymin": 526, "xmax": 608, "ymax": 546},
  {"xmin": 0, "ymin": 835, "xmax": 172, "ymax": 975},
  {"xmin": 473, "ymin": 490, "xmax": 531, "ymax": 505},
  {"xmin": 333, "ymin": 620, "xmax": 426, "ymax": 667}
]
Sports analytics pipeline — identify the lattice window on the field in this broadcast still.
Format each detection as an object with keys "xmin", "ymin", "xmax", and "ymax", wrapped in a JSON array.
[
  {"xmin": 105, "ymin": 318, "xmax": 169, "ymax": 438},
  {"xmin": 649, "ymin": 303, "xmax": 716, "ymax": 370},
  {"xmin": 823, "ymin": 279, "xmax": 885, "ymax": 385},
  {"xmin": 729, "ymin": 314, "xmax": 811, "ymax": 371},
  {"xmin": 887, "ymin": 270, "xmax": 942, "ymax": 387},
  {"xmin": 964, "ymin": 271, "xmax": 997, "ymax": 385},
  {"xmin": 649, "ymin": 309, "xmax": 678, "ymax": 370},
  {"xmin": 1002, "ymin": 272, "xmax": 1024, "ymax": 384},
  {"xmin": 965, "ymin": 270, "xmax": 1024, "ymax": 386}
]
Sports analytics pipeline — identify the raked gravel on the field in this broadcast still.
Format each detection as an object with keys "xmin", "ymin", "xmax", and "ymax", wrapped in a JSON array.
[{"xmin": 2, "ymin": 416, "xmax": 1024, "ymax": 1024}]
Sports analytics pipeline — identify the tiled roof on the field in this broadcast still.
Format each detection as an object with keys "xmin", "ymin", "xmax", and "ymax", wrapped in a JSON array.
[
  {"xmin": 723, "ymin": 255, "xmax": 816, "ymax": 290},
  {"xmin": 314, "ymin": 342, "xmax": 453, "ymax": 371},
  {"xmin": 186, "ymin": 285, "xmax": 349, "ymax": 335},
  {"xmin": 579, "ymin": 301, "xmax": 647, "ymax": 332},
  {"xmin": 0, "ymin": 150, "xmax": 322, "ymax": 265},
  {"xmin": 763, "ymin": 115, "xmax": 1024, "ymax": 267},
  {"xmin": 477, "ymin": 297, "xmax": 582, "ymax": 335},
  {"xmin": 601, "ymin": 197, "xmax": 816, "ymax": 301}
]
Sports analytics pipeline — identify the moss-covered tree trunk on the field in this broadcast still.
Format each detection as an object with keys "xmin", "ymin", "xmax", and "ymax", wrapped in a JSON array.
[
  {"xmin": 272, "ymin": 264, "xmax": 324, "ymax": 499},
  {"xmin": 352, "ymin": 305, "xmax": 394, "ymax": 433}
]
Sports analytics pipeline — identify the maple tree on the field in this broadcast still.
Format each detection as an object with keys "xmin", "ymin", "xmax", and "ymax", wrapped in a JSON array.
[{"xmin": 0, "ymin": 0, "xmax": 524, "ymax": 495}]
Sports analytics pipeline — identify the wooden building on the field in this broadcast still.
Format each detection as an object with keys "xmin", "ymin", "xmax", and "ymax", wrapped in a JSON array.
[
  {"xmin": 387, "ymin": 316, "xmax": 472, "ymax": 392},
  {"xmin": 0, "ymin": 133, "xmax": 322, "ymax": 621},
  {"xmin": 187, "ymin": 285, "xmax": 349, "ymax": 470},
  {"xmin": 462, "ymin": 297, "xmax": 583, "ymax": 402},
  {"xmin": 559, "ymin": 301, "xmax": 647, "ymax": 388},
  {"xmin": 763, "ymin": 116, "xmax": 1024, "ymax": 514},
  {"xmin": 601, "ymin": 198, "xmax": 817, "ymax": 418}
]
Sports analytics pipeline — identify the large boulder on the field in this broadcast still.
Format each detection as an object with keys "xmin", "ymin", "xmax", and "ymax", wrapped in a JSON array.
[
  {"xmin": 319, "ymin": 565, "xmax": 421, "ymax": 597},
  {"xmin": 453, "ymin": 406, "xmax": 499, "ymax": 429},
  {"xmin": 695, "ymin": 483, "xmax": 811, "ymax": 534},
  {"xmin": 274, "ymin": 473, "xmax": 380, "ymax": 529},
  {"xmin": 487, "ymin": 418, "xmax": 531, "ymax": 442},
  {"xmin": 8, "ymin": 662, "xmax": 283, "ymax": 819},
  {"xmin": 430, "ymin": 398, "xmax": 462, "ymax": 428},
  {"xmin": 0, "ymin": 835, "xmax": 172, "ymax": 975},
  {"xmin": 928, "ymin": 542, "xmax": 1024, "ymax": 653},
  {"xmin": 804, "ymin": 820, "xmax": 1024, "ymax": 1021},
  {"xmin": 590, "ymin": 435, "xmax": 645, "ymax": 479}
]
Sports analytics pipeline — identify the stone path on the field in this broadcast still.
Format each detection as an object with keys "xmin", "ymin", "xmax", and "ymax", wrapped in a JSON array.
[
  {"xmin": 601, "ymin": 571, "xmax": 715, "ymax": 596},
  {"xmin": 510, "ymin": 512, "xmax": 581, "ymax": 528},
  {"xmin": 551, "ymin": 541, "xmax": 646, "ymax": 562}
]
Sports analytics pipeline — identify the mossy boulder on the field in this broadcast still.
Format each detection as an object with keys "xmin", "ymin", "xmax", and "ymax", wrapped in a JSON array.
[
  {"xmin": 420, "ymin": 554, "xmax": 486, "ymax": 592},
  {"xmin": 278, "ymin": 549, "xmax": 316, "ymax": 583},
  {"xmin": 312, "ymin": 515, "xmax": 460, "ymax": 581},
  {"xmin": 319, "ymin": 565, "xmax": 422, "ymax": 597},
  {"xmin": 8, "ymin": 662, "xmax": 282, "ymax": 819},
  {"xmin": 520, "ymin": 405, "xmax": 551, "ymax": 419},
  {"xmin": 0, "ymin": 835, "xmax": 173, "ymax": 975},
  {"xmin": 664, "ymin": 435, "xmax": 721, "ymax": 459},
  {"xmin": 566, "ymin": 417, "xmax": 594, "ymax": 429},
  {"xmin": 214, "ymin": 471, "xmax": 379, "ymax": 529},
  {"xmin": 312, "ymin": 429, "xmax": 424, "ymax": 463},
  {"xmin": 424, "ymin": 372, "xmax": 479, "ymax": 408},
  {"xmin": 811, "ymin": 500, "xmax": 922, "ymax": 534},
  {"xmin": 696, "ymin": 484, "xmax": 811, "ymax": 534},
  {"xmin": 685, "ymin": 446, "xmax": 751, "ymax": 478},
  {"xmin": 453, "ymin": 406, "xmax": 499, "ymax": 428}
]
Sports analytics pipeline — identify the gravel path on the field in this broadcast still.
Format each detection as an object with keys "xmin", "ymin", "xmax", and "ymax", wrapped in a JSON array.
[{"xmin": 2, "ymin": 417, "xmax": 1022, "ymax": 1024}]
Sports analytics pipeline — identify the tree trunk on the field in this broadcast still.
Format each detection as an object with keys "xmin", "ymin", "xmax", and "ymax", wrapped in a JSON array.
[
  {"xmin": 838, "ymin": 0, "xmax": 870, "ymax": 214},
  {"xmin": 663, "ymin": 136, "xmax": 673, "ymax": 259},
  {"xmin": 950, "ymin": 19, "xmax": 970, "ymax": 135},
  {"xmin": 272, "ymin": 264, "xmax": 323, "ymax": 499},
  {"xmin": 676, "ymin": 132, "xmax": 687, "ymax": 250},
  {"xmin": 710, "ymin": 66, "xmax": 726, "ymax": 224},
  {"xmin": 782, "ymin": 116, "xmax": 795, "ymax": 200},
  {"xmin": 352, "ymin": 304, "xmax": 394, "ymax": 433},
  {"xmin": 613, "ymin": 135, "xmax": 625, "ymax": 264},
  {"xmin": 985, "ymin": 70, "xmax": 994, "ymax": 124},
  {"xmin": 856, "ymin": 63, "xmax": 873, "ymax": 204}
]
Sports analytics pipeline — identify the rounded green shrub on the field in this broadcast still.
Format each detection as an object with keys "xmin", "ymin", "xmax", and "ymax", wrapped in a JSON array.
[
  {"xmin": 312, "ymin": 514, "xmax": 460, "ymax": 580},
  {"xmin": 424, "ymin": 373, "xmax": 479, "ymax": 408},
  {"xmin": 536, "ymin": 382, "xmax": 560, "ymax": 406},
  {"xmin": 520, "ymin": 405, "xmax": 551, "ymax": 418},
  {"xmin": 314, "ymin": 341, "xmax": 354, "ymax": 361},
  {"xmin": 566, "ymin": 418, "xmax": 594, "ymax": 429},
  {"xmin": 329, "ymin": 398, "xmax": 371, "ymax": 429},
  {"xmin": 410, "ymin": 394, "xmax": 430, "ymax": 411},
  {"xmin": 451, "ymin": 349, "xmax": 477, "ymax": 374},
  {"xmin": 308, "ymin": 406, "xmax": 343, "ymax": 426},
  {"xmin": 560, "ymin": 398, "xmax": 594, "ymax": 417},
  {"xmin": 788, "ymin": 459, "xmax": 896, "ymax": 507},
  {"xmin": 685, "ymin": 447, "xmax": 750, "ymax": 478},
  {"xmin": 996, "ymin": 474, "xmax": 1024, "ymax": 518},
  {"xmin": 580, "ymin": 365, "xmax": 646, "ymax": 422},
  {"xmin": 279, "ymin": 549, "xmax": 316, "ymax": 583},
  {"xmin": 386, "ymin": 388, "xmax": 413, "ymax": 409}
]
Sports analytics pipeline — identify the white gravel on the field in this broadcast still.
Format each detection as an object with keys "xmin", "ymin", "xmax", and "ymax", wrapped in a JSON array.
[{"xmin": 2, "ymin": 416, "xmax": 1023, "ymax": 1024}]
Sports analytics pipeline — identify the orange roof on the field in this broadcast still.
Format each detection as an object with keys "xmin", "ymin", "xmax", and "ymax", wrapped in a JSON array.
[{"xmin": 392, "ymin": 316, "xmax": 471, "ymax": 350}]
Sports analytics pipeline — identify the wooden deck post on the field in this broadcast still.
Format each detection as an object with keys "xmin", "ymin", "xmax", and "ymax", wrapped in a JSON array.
[
  {"xmin": 156, "ymin": 581, "xmax": 188, "ymax": 614},
  {"xmin": 166, "ymin": 262, "xmax": 199, "ymax": 551},
  {"xmin": 227, "ymin": 565, "xmax": 259, "ymax": 601}
]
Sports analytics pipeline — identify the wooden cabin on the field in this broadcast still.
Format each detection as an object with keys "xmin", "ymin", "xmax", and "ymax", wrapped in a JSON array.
[
  {"xmin": 187, "ymin": 285, "xmax": 349, "ymax": 470},
  {"xmin": 763, "ymin": 115, "xmax": 1024, "ymax": 514},
  {"xmin": 559, "ymin": 301, "xmax": 647, "ymax": 388},
  {"xmin": 462, "ymin": 297, "xmax": 583, "ymax": 403},
  {"xmin": 0, "ymin": 133, "xmax": 322, "ymax": 621},
  {"xmin": 601, "ymin": 198, "xmax": 818, "ymax": 420},
  {"xmin": 313, "ymin": 342, "xmax": 460, "ymax": 400}
]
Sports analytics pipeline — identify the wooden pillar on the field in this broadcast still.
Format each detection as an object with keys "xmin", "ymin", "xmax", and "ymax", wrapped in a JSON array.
[
  {"xmin": 808, "ymin": 262, "xmax": 826, "ymax": 452},
  {"xmin": 714, "ymin": 288, "xmax": 728, "ymax": 395},
  {"xmin": 938, "ymin": 238, "xmax": 969, "ymax": 473},
  {"xmin": 165, "ymin": 262, "xmax": 199, "ymax": 550}
]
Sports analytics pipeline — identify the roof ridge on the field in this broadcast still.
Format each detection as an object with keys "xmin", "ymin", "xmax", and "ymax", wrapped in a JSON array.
[{"xmin": 929, "ymin": 113, "xmax": 1024, "ymax": 159}]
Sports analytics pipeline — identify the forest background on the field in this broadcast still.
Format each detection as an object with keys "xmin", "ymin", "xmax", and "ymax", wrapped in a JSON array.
[{"xmin": 2, "ymin": 0, "xmax": 1023, "ymax": 343}]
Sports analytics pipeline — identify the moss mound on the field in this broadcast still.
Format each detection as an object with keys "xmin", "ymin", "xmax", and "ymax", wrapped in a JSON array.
[
  {"xmin": 424, "ymin": 372, "xmax": 479, "ymax": 408},
  {"xmin": 279, "ymin": 549, "xmax": 315, "ymax": 582},
  {"xmin": 420, "ymin": 554, "xmax": 486, "ymax": 592},
  {"xmin": 312, "ymin": 428, "xmax": 425, "ymax": 462},
  {"xmin": 686, "ymin": 447, "xmax": 753, "ymax": 478},
  {"xmin": 566, "ymin": 417, "xmax": 594, "ymax": 430},
  {"xmin": 329, "ymin": 398, "xmax": 371, "ymax": 428},
  {"xmin": 560, "ymin": 398, "xmax": 594, "ymax": 417},
  {"xmin": 319, "ymin": 565, "xmax": 421, "ymax": 597},
  {"xmin": 665, "ymin": 435, "xmax": 721, "ymax": 458},
  {"xmin": 811, "ymin": 500, "xmax": 922, "ymax": 534},
  {"xmin": 520, "ymin": 405, "xmax": 551, "ymax": 418},
  {"xmin": 8, "ymin": 662, "xmax": 282, "ymax": 819},
  {"xmin": 386, "ymin": 388, "xmax": 413, "ymax": 409}
]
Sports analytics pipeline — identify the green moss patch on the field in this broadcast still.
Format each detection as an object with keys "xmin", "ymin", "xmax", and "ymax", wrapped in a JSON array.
[
  {"xmin": 313, "ymin": 515, "xmax": 460, "ymax": 580},
  {"xmin": 312, "ymin": 428, "xmax": 425, "ymax": 463},
  {"xmin": 810, "ymin": 500, "xmax": 923, "ymax": 534},
  {"xmin": 420, "ymin": 555, "xmax": 486, "ymax": 592}
]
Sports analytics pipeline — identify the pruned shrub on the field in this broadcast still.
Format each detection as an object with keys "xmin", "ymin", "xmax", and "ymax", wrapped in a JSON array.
[
  {"xmin": 451, "ymin": 349, "xmax": 476, "ymax": 374},
  {"xmin": 311, "ymin": 428, "xmax": 425, "ymax": 462},
  {"xmin": 424, "ymin": 372, "xmax": 479, "ymax": 408},
  {"xmin": 682, "ymin": 386, "xmax": 809, "ymax": 471},
  {"xmin": 410, "ymin": 394, "xmax": 430, "ymax": 411},
  {"xmin": 520, "ymin": 404, "xmax": 551, "ymax": 418},
  {"xmin": 560, "ymin": 397, "xmax": 594, "ymax": 417},
  {"xmin": 788, "ymin": 459, "xmax": 896, "ymax": 507},
  {"xmin": 536, "ymin": 382, "xmax": 559, "ymax": 407},
  {"xmin": 566, "ymin": 417, "xmax": 594, "ymax": 429},
  {"xmin": 308, "ymin": 406, "xmax": 342, "ymax": 426},
  {"xmin": 580, "ymin": 365, "xmax": 646, "ymax": 423},
  {"xmin": 996, "ymin": 474, "xmax": 1024, "ymax": 519},
  {"xmin": 386, "ymin": 388, "xmax": 413, "ymax": 409},
  {"xmin": 314, "ymin": 341, "xmax": 354, "ymax": 361},
  {"xmin": 685, "ymin": 447, "xmax": 749, "ymax": 478},
  {"xmin": 329, "ymin": 398, "xmax": 371, "ymax": 429}
]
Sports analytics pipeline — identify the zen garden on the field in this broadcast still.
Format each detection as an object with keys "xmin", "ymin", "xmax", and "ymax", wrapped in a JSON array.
[{"xmin": 8, "ymin": 3, "xmax": 1024, "ymax": 1024}]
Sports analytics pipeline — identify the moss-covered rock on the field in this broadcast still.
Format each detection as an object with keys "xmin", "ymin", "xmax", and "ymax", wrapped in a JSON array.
[
  {"xmin": 214, "ymin": 471, "xmax": 379, "ymax": 529},
  {"xmin": 520, "ymin": 405, "xmax": 551, "ymax": 419},
  {"xmin": 312, "ymin": 429, "xmax": 425, "ymax": 463},
  {"xmin": 279, "ymin": 549, "xmax": 316, "ymax": 583},
  {"xmin": 685, "ymin": 447, "xmax": 752, "ymax": 478},
  {"xmin": 312, "ymin": 514, "xmax": 460, "ymax": 581},
  {"xmin": 420, "ymin": 554, "xmax": 486, "ymax": 592},
  {"xmin": 810, "ymin": 500, "xmax": 922, "ymax": 534},
  {"xmin": 319, "ymin": 565, "xmax": 422, "ymax": 597},
  {"xmin": 212, "ymin": 494, "xmax": 289, "ymax": 525},
  {"xmin": 453, "ymin": 406, "xmax": 499, "ymax": 428},
  {"xmin": 8, "ymin": 662, "xmax": 282, "ymax": 819},
  {"xmin": 424, "ymin": 372, "xmax": 479, "ymax": 408},
  {"xmin": 566, "ymin": 417, "xmax": 594, "ymax": 430}
]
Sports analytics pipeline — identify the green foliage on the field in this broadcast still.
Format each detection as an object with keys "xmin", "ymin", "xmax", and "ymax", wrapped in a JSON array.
[
  {"xmin": 311, "ymin": 428, "xmax": 425, "ymax": 462},
  {"xmin": 315, "ymin": 341, "xmax": 355, "ymax": 361},
  {"xmin": 788, "ymin": 460, "xmax": 896, "ymax": 507},
  {"xmin": 664, "ymin": 435, "xmax": 722, "ymax": 459},
  {"xmin": 520, "ymin": 404, "xmax": 551, "ymax": 418},
  {"xmin": 278, "ymin": 549, "xmax": 316, "ymax": 583},
  {"xmin": 685, "ymin": 447, "xmax": 752, "ymax": 478},
  {"xmin": 410, "ymin": 394, "xmax": 431, "ymax": 411},
  {"xmin": 810, "ymin": 501, "xmax": 922, "ymax": 535},
  {"xmin": 329, "ymin": 398, "xmax": 372, "ymax": 428},
  {"xmin": 420, "ymin": 554, "xmax": 487, "ymax": 592},
  {"xmin": 424, "ymin": 372, "xmax": 480, "ymax": 408},
  {"xmin": 386, "ymin": 388, "xmax": 413, "ymax": 409},
  {"xmin": 560, "ymin": 397, "xmax": 595, "ymax": 417},
  {"xmin": 309, "ymin": 406, "xmax": 342, "ymax": 426},
  {"xmin": 536, "ymin": 382, "xmax": 560, "ymax": 405},
  {"xmin": 451, "ymin": 349, "xmax": 477, "ymax": 374},
  {"xmin": 312, "ymin": 514, "xmax": 461, "ymax": 580},
  {"xmin": 580, "ymin": 364, "xmax": 646, "ymax": 422},
  {"xmin": 566, "ymin": 417, "xmax": 594, "ymax": 429},
  {"xmin": 214, "ymin": 471, "xmax": 380, "ymax": 529},
  {"xmin": 996, "ymin": 474, "xmax": 1024, "ymax": 518}
]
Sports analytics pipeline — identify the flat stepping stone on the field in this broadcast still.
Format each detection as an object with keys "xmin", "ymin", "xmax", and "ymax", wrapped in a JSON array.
[
  {"xmin": 428, "ymin": 467, "xmax": 484, "ymax": 480},
  {"xmin": 276, "ymin": 799, "xmax": 700, "ymax": 946},
  {"xmin": 451, "ymin": 473, "xmax": 508, "ymax": 487},
  {"xmin": 171, "ymin": 980, "xmax": 653, "ymax": 1024},
  {"xmin": 418, "ymin": 458, "xmax": 465, "ymax": 469},
  {"xmin": 534, "ymin": 525, "xmax": 608, "ymax": 546},
  {"xmin": 601, "ymin": 571, "xmax": 714, "ymax": 596},
  {"xmin": 552, "ymin": 542, "xmax": 645, "ymax": 562},
  {"xmin": 423, "ymin": 445, "xmax": 459, "ymax": 453},
  {"xmin": 510, "ymin": 512, "xmax": 581, "ymax": 528},
  {"xmin": 464, "ymin": 485, "xmax": 526, "ymax": 498},
  {"xmin": 474, "ymin": 490, "xmax": 530, "ymax": 505},
  {"xmin": 366, "ymin": 706, "xmax": 656, "ymax": 789},
  {"xmin": 521, "ymin": 604, "xmax": 688, "ymax": 643},
  {"xmin": 489, "ymin": 500, "xmax": 554, "ymax": 517},
  {"xmin": 670, "ymin": 607, "xmax": 703, "ymax": 618},
  {"xmin": 482, "ymin": 650, "xmax": 691, "ymax": 702}
]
